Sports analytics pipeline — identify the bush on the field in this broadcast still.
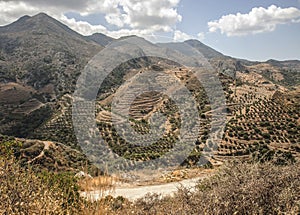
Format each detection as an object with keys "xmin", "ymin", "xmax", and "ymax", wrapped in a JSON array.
[
  {"xmin": 0, "ymin": 156, "xmax": 85, "ymax": 214},
  {"xmin": 262, "ymin": 132, "xmax": 271, "ymax": 139},
  {"xmin": 120, "ymin": 162, "xmax": 300, "ymax": 214}
]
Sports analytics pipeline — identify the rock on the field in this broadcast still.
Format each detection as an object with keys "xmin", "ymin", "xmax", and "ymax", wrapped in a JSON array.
[{"xmin": 75, "ymin": 171, "xmax": 92, "ymax": 179}]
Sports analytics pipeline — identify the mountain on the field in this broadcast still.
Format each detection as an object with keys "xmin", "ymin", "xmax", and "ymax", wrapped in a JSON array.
[
  {"xmin": 0, "ymin": 13, "xmax": 102, "ymax": 148},
  {"xmin": 86, "ymin": 33, "xmax": 115, "ymax": 46},
  {"xmin": 0, "ymin": 12, "xmax": 102, "ymax": 92},
  {"xmin": 158, "ymin": 39, "xmax": 224, "ymax": 60},
  {"xmin": 185, "ymin": 39, "xmax": 225, "ymax": 59},
  {"xmin": 0, "ymin": 13, "xmax": 299, "ymax": 173},
  {"xmin": 1, "ymin": 13, "xmax": 88, "ymax": 40},
  {"xmin": 159, "ymin": 39, "xmax": 248, "ymax": 79}
]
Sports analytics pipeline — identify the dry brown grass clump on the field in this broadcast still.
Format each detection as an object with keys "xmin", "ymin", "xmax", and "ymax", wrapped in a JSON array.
[
  {"xmin": 78, "ymin": 175, "xmax": 116, "ymax": 192},
  {"xmin": 119, "ymin": 161, "xmax": 300, "ymax": 215}
]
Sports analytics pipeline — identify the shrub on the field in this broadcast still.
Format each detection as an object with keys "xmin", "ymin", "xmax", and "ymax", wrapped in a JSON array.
[
  {"xmin": 262, "ymin": 132, "xmax": 271, "ymax": 139},
  {"xmin": 0, "ymin": 134, "xmax": 87, "ymax": 215},
  {"xmin": 121, "ymin": 162, "xmax": 300, "ymax": 214}
]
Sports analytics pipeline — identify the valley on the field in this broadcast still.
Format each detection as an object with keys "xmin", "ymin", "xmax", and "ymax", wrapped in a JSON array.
[{"xmin": 0, "ymin": 12, "xmax": 299, "ymax": 215}]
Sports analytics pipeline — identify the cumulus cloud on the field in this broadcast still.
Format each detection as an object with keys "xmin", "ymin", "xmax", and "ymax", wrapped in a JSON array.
[
  {"xmin": 117, "ymin": 0, "xmax": 182, "ymax": 31},
  {"xmin": 0, "ymin": 0, "xmax": 185, "ymax": 39},
  {"xmin": 197, "ymin": 32, "xmax": 205, "ymax": 40},
  {"xmin": 208, "ymin": 5, "xmax": 300, "ymax": 36},
  {"xmin": 0, "ymin": 0, "xmax": 110, "ymax": 13},
  {"xmin": 173, "ymin": 30, "xmax": 205, "ymax": 42},
  {"xmin": 79, "ymin": 0, "xmax": 121, "ymax": 16},
  {"xmin": 0, "ymin": 1, "xmax": 39, "ymax": 25},
  {"xmin": 59, "ymin": 15, "xmax": 107, "ymax": 35},
  {"xmin": 59, "ymin": 14, "xmax": 159, "ymax": 38}
]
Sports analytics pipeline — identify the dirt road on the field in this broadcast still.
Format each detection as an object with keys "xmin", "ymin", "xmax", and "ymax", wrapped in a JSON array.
[{"xmin": 82, "ymin": 176, "xmax": 206, "ymax": 201}]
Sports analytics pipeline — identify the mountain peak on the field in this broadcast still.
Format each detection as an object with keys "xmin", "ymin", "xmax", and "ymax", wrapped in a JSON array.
[
  {"xmin": 87, "ymin": 33, "xmax": 115, "ymax": 46},
  {"xmin": 118, "ymin": 35, "xmax": 139, "ymax": 40},
  {"xmin": 35, "ymin": 12, "xmax": 49, "ymax": 17},
  {"xmin": 0, "ymin": 12, "xmax": 57, "ymax": 33},
  {"xmin": 185, "ymin": 39, "xmax": 204, "ymax": 44},
  {"xmin": 18, "ymin": 15, "xmax": 31, "ymax": 22},
  {"xmin": 0, "ymin": 12, "xmax": 93, "ymax": 43},
  {"xmin": 92, "ymin": 32, "xmax": 107, "ymax": 37},
  {"xmin": 31, "ymin": 12, "xmax": 55, "ymax": 21},
  {"xmin": 29, "ymin": 12, "xmax": 62, "ymax": 25}
]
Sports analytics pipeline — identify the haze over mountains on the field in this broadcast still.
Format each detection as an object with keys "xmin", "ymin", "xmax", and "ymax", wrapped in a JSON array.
[{"xmin": 0, "ymin": 13, "xmax": 299, "ymax": 173}]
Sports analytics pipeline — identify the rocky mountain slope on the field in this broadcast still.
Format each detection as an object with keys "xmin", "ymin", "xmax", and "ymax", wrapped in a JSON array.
[{"xmin": 0, "ymin": 13, "xmax": 102, "ymax": 143}]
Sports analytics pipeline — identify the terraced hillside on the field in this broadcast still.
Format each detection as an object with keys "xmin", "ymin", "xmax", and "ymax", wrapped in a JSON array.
[
  {"xmin": 92, "ymin": 58, "xmax": 221, "ymax": 167},
  {"xmin": 0, "ymin": 13, "xmax": 299, "ymax": 173},
  {"xmin": 93, "ymin": 57, "xmax": 300, "ymax": 168},
  {"xmin": 216, "ymin": 71, "xmax": 300, "ymax": 163}
]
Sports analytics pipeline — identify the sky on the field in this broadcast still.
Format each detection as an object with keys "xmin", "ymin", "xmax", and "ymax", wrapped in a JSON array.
[{"xmin": 0, "ymin": 0, "xmax": 299, "ymax": 61}]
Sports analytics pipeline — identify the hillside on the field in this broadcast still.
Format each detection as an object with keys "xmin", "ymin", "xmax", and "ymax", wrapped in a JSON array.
[
  {"xmin": 0, "ymin": 13, "xmax": 299, "ymax": 173},
  {"xmin": 93, "ymin": 54, "xmax": 300, "ymax": 169},
  {"xmin": 0, "ymin": 135, "xmax": 99, "ymax": 175},
  {"xmin": 0, "ymin": 13, "xmax": 102, "ymax": 147}
]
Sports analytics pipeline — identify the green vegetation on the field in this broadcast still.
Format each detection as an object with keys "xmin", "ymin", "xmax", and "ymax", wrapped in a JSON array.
[{"xmin": 220, "ymin": 88, "xmax": 300, "ymax": 158}]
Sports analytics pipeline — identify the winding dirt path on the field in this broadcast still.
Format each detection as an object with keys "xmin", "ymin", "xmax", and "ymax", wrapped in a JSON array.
[{"xmin": 27, "ymin": 141, "xmax": 53, "ymax": 164}]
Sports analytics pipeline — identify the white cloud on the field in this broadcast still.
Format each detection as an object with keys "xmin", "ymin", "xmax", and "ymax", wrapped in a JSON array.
[
  {"xmin": 59, "ymin": 15, "xmax": 164, "ymax": 39},
  {"xmin": 0, "ymin": 0, "xmax": 184, "ymax": 38},
  {"xmin": 105, "ymin": 0, "xmax": 182, "ymax": 32},
  {"xmin": 120, "ymin": 0, "xmax": 182, "ymax": 31},
  {"xmin": 105, "ymin": 13, "xmax": 125, "ymax": 28},
  {"xmin": 80, "ymin": 0, "xmax": 120, "ymax": 16},
  {"xmin": 173, "ymin": 30, "xmax": 205, "ymax": 42},
  {"xmin": 197, "ymin": 32, "xmax": 205, "ymax": 41},
  {"xmin": 59, "ymin": 15, "xmax": 107, "ymax": 36},
  {"xmin": 0, "ymin": 1, "xmax": 39, "ymax": 25},
  {"xmin": 208, "ymin": 5, "xmax": 300, "ymax": 36}
]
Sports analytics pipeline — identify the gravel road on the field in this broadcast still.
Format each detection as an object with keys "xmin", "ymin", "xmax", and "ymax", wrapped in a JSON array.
[{"xmin": 82, "ymin": 176, "xmax": 205, "ymax": 201}]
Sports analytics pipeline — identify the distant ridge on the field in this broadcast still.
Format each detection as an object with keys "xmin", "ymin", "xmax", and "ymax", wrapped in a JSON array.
[
  {"xmin": 185, "ymin": 39, "xmax": 224, "ymax": 59},
  {"xmin": 157, "ymin": 39, "xmax": 224, "ymax": 60},
  {"xmin": 87, "ymin": 33, "xmax": 115, "ymax": 46}
]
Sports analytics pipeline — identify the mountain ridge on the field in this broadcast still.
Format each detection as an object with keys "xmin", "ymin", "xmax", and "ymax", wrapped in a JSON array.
[
  {"xmin": 87, "ymin": 32, "xmax": 115, "ymax": 46},
  {"xmin": 1, "ymin": 12, "xmax": 299, "ymax": 62}
]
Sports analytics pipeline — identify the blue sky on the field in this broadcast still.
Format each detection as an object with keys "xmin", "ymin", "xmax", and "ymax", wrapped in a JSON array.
[
  {"xmin": 0, "ymin": 0, "xmax": 299, "ymax": 61},
  {"xmin": 176, "ymin": 0, "xmax": 300, "ymax": 61}
]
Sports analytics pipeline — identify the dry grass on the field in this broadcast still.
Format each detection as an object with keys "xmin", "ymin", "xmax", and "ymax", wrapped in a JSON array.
[
  {"xmin": 0, "ymin": 155, "xmax": 125, "ymax": 215},
  {"xmin": 119, "ymin": 161, "xmax": 300, "ymax": 215},
  {"xmin": 78, "ymin": 175, "xmax": 116, "ymax": 192},
  {"xmin": 0, "ymin": 157, "xmax": 70, "ymax": 214},
  {"xmin": 0, "ymin": 138, "xmax": 116, "ymax": 214},
  {"xmin": 1, "ymin": 150, "xmax": 299, "ymax": 214}
]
